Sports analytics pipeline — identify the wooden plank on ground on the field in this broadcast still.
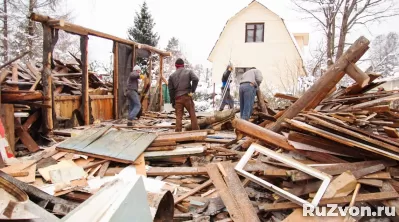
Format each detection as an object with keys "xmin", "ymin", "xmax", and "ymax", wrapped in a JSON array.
[
  {"xmin": 57, "ymin": 126, "xmax": 112, "ymax": 150},
  {"xmin": 144, "ymin": 146, "xmax": 205, "ymax": 159},
  {"xmin": 305, "ymin": 114, "xmax": 399, "ymax": 154},
  {"xmin": 174, "ymin": 179, "xmax": 213, "ymax": 205},
  {"xmin": 287, "ymin": 131, "xmax": 359, "ymax": 157},
  {"xmin": 286, "ymin": 119, "xmax": 399, "ymax": 161},
  {"xmin": 147, "ymin": 167, "xmax": 207, "ymax": 176},
  {"xmin": 380, "ymin": 181, "xmax": 399, "ymax": 221},
  {"xmin": 351, "ymin": 164, "xmax": 385, "ymax": 179},
  {"xmin": 259, "ymin": 192, "xmax": 399, "ymax": 211},
  {"xmin": 134, "ymin": 154, "xmax": 146, "ymax": 176},
  {"xmin": 58, "ymin": 130, "xmax": 156, "ymax": 164},
  {"xmin": 206, "ymin": 164, "xmax": 245, "ymax": 222},
  {"xmin": 97, "ymin": 161, "xmax": 110, "ymax": 178},
  {"xmin": 15, "ymin": 118, "xmax": 39, "ymax": 152},
  {"xmin": 288, "ymin": 160, "xmax": 395, "ymax": 181},
  {"xmin": 154, "ymin": 131, "xmax": 207, "ymax": 143},
  {"xmin": 384, "ymin": 126, "xmax": 399, "ymax": 138},
  {"xmin": 220, "ymin": 162, "xmax": 260, "ymax": 222},
  {"xmin": 358, "ymin": 179, "xmax": 383, "ymax": 188},
  {"xmin": 0, "ymin": 160, "xmax": 36, "ymax": 183}
]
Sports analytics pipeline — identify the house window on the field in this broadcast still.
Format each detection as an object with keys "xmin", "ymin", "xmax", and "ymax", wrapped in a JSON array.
[{"xmin": 245, "ymin": 23, "xmax": 264, "ymax": 43}]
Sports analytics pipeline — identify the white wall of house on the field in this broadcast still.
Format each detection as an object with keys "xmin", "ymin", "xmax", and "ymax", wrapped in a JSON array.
[{"xmin": 208, "ymin": 1, "xmax": 306, "ymax": 95}]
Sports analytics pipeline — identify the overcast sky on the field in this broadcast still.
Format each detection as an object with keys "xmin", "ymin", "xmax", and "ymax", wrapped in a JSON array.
[{"xmin": 64, "ymin": 0, "xmax": 399, "ymax": 68}]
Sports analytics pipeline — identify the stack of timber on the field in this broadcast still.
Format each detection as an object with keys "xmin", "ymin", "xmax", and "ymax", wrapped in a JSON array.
[{"xmin": 1, "ymin": 56, "xmax": 110, "ymax": 99}]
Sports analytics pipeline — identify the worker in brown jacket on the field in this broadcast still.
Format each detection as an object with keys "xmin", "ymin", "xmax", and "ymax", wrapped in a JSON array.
[{"xmin": 168, "ymin": 58, "xmax": 200, "ymax": 132}]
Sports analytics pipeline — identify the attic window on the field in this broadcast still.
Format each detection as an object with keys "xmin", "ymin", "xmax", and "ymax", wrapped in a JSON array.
[{"xmin": 245, "ymin": 23, "xmax": 264, "ymax": 43}]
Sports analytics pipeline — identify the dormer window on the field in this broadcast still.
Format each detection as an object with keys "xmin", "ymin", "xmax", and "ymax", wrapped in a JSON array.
[{"xmin": 245, "ymin": 23, "xmax": 264, "ymax": 43}]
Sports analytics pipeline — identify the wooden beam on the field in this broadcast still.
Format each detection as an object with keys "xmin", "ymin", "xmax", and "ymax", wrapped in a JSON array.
[
  {"xmin": 80, "ymin": 36, "xmax": 89, "ymax": 125},
  {"xmin": 288, "ymin": 160, "xmax": 396, "ymax": 181},
  {"xmin": 41, "ymin": 24, "xmax": 53, "ymax": 134},
  {"xmin": 304, "ymin": 114, "xmax": 399, "ymax": 154},
  {"xmin": 29, "ymin": 13, "xmax": 171, "ymax": 57},
  {"xmin": 159, "ymin": 55, "xmax": 164, "ymax": 111},
  {"xmin": 0, "ymin": 104, "xmax": 15, "ymax": 154},
  {"xmin": 206, "ymin": 164, "xmax": 245, "ymax": 222},
  {"xmin": 274, "ymin": 93, "xmax": 298, "ymax": 102},
  {"xmin": 147, "ymin": 167, "xmax": 207, "ymax": 176},
  {"xmin": 345, "ymin": 63, "xmax": 370, "ymax": 88},
  {"xmin": 232, "ymin": 118, "xmax": 295, "ymax": 151},
  {"xmin": 15, "ymin": 118, "xmax": 39, "ymax": 152},
  {"xmin": 286, "ymin": 119, "xmax": 399, "ymax": 161},
  {"xmin": 220, "ymin": 162, "xmax": 260, "ymax": 222},
  {"xmin": 259, "ymin": 192, "xmax": 398, "ymax": 211},
  {"xmin": 269, "ymin": 36, "xmax": 370, "ymax": 132},
  {"xmin": 113, "ymin": 42, "xmax": 119, "ymax": 119},
  {"xmin": 174, "ymin": 179, "xmax": 212, "ymax": 205}
]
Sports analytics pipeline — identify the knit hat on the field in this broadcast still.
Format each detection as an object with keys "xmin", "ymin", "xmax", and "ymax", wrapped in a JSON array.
[
  {"xmin": 175, "ymin": 58, "xmax": 184, "ymax": 66},
  {"xmin": 133, "ymin": 65, "xmax": 141, "ymax": 71}
]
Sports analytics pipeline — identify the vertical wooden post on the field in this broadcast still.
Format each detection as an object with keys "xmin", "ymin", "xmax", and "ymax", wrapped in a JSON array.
[
  {"xmin": 142, "ymin": 56, "xmax": 152, "ymax": 113},
  {"xmin": 80, "ymin": 35, "xmax": 89, "ymax": 125},
  {"xmin": 41, "ymin": 24, "xmax": 53, "ymax": 134},
  {"xmin": 0, "ymin": 104, "xmax": 15, "ymax": 154},
  {"xmin": 113, "ymin": 42, "xmax": 119, "ymax": 119},
  {"xmin": 159, "ymin": 55, "xmax": 164, "ymax": 111},
  {"xmin": 132, "ymin": 45, "xmax": 137, "ymax": 68}
]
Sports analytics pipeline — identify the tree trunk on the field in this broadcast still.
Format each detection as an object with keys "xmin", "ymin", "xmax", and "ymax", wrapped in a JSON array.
[
  {"xmin": 336, "ymin": 0, "xmax": 353, "ymax": 60},
  {"xmin": 326, "ymin": 19, "xmax": 333, "ymax": 66},
  {"xmin": 2, "ymin": 0, "xmax": 8, "ymax": 62}
]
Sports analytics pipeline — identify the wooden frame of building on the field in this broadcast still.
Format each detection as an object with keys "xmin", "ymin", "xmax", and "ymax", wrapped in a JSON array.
[{"xmin": 29, "ymin": 13, "xmax": 171, "ymax": 134}]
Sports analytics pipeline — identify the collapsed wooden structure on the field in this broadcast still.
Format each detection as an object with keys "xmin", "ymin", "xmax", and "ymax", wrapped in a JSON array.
[
  {"xmin": 28, "ymin": 13, "xmax": 171, "ymax": 134},
  {"xmin": 3, "ymin": 28, "xmax": 399, "ymax": 220}
]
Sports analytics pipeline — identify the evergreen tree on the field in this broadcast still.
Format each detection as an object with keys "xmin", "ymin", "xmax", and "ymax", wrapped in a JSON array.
[
  {"xmin": 166, "ymin": 37, "xmax": 179, "ymax": 51},
  {"xmin": 127, "ymin": 1, "xmax": 159, "ymax": 47}
]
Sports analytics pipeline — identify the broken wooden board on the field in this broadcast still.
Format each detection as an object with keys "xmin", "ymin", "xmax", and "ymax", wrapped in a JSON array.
[
  {"xmin": 144, "ymin": 147, "xmax": 204, "ymax": 159},
  {"xmin": 154, "ymin": 131, "xmax": 207, "ymax": 143},
  {"xmin": 57, "ymin": 129, "xmax": 156, "ymax": 164},
  {"xmin": 0, "ymin": 160, "xmax": 36, "ymax": 183},
  {"xmin": 220, "ymin": 162, "xmax": 260, "ymax": 222},
  {"xmin": 286, "ymin": 119, "xmax": 399, "ymax": 161},
  {"xmin": 56, "ymin": 126, "xmax": 112, "ymax": 150},
  {"xmin": 288, "ymin": 160, "xmax": 395, "ymax": 181},
  {"xmin": 207, "ymin": 164, "xmax": 245, "ymax": 222},
  {"xmin": 49, "ymin": 166, "xmax": 87, "ymax": 184},
  {"xmin": 38, "ymin": 160, "xmax": 77, "ymax": 182}
]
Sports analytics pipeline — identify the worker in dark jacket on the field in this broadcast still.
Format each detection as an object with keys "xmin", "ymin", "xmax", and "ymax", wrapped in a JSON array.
[
  {"xmin": 126, "ymin": 65, "xmax": 144, "ymax": 126},
  {"xmin": 168, "ymin": 58, "xmax": 200, "ymax": 132},
  {"xmin": 239, "ymin": 67, "xmax": 263, "ymax": 120},
  {"xmin": 219, "ymin": 65, "xmax": 234, "ymax": 111}
]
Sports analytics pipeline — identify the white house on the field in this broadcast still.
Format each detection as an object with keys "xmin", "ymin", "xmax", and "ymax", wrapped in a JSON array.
[{"xmin": 208, "ymin": 0, "xmax": 308, "ymax": 95}]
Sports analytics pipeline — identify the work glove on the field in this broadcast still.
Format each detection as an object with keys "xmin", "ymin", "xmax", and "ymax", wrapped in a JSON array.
[
  {"xmin": 139, "ymin": 74, "xmax": 145, "ymax": 80},
  {"xmin": 188, "ymin": 93, "xmax": 193, "ymax": 97}
]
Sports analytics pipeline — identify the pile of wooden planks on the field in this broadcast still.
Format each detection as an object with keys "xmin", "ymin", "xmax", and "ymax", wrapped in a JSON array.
[{"xmin": 1, "ymin": 57, "xmax": 111, "ymax": 100}]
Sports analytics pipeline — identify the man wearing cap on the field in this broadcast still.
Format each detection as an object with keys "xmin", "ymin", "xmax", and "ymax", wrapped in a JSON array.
[
  {"xmin": 126, "ymin": 65, "xmax": 145, "ymax": 126},
  {"xmin": 239, "ymin": 67, "xmax": 263, "ymax": 120},
  {"xmin": 168, "ymin": 58, "xmax": 200, "ymax": 132}
]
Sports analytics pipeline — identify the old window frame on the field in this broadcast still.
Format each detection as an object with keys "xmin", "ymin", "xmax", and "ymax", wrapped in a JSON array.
[
  {"xmin": 235, "ymin": 143, "xmax": 332, "ymax": 208},
  {"xmin": 245, "ymin": 23, "xmax": 264, "ymax": 43}
]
